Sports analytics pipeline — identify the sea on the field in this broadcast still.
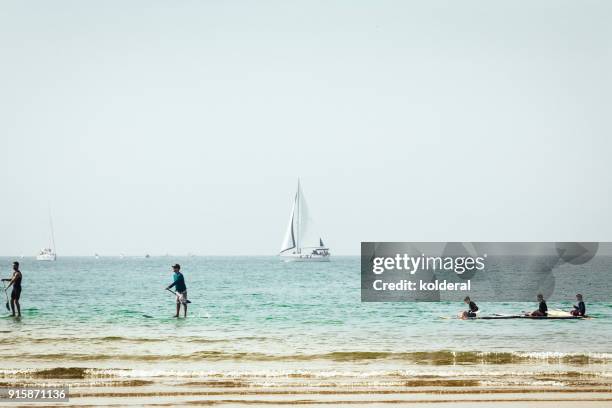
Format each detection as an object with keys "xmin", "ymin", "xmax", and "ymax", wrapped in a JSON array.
[{"xmin": 0, "ymin": 256, "xmax": 610, "ymax": 390}]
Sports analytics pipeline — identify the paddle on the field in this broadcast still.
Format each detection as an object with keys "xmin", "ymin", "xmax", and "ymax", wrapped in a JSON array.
[
  {"xmin": 166, "ymin": 288, "xmax": 191, "ymax": 303},
  {"xmin": 2, "ymin": 282, "xmax": 9, "ymax": 311}
]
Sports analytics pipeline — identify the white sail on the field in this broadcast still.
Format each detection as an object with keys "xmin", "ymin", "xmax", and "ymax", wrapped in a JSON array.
[
  {"xmin": 280, "ymin": 193, "xmax": 297, "ymax": 253},
  {"xmin": 279, "ymin": 180, "xmax": 329, "ymax": 261},
  {"xmin": 296, "ymin": 184, "xmax": 322, "ymax": 250}
]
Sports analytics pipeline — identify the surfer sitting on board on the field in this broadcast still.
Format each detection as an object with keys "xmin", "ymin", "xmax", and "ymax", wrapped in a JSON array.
[
  {"xmin": 529, "ymin": 294, "xmax": 548, "ymax": 317},
  {"xmin": 461, "ymin": 296, "xmax": 479, "ymax": 319},
  {"xmin": 570, "ymin": 294, "xmax": 586, "ymax": 317},
  {"xmin": 2, "ymin": 261, "xmax": 22, "ymax": 317},
  {"xmin": 166, "ymin": 264, "xmax": 188, "ymax": 318}
]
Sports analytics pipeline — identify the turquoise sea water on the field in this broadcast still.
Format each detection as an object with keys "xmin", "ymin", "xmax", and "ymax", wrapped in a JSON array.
[{"xmin": 0, "ymin": 256, "xmax": 610, "ymax": 385}]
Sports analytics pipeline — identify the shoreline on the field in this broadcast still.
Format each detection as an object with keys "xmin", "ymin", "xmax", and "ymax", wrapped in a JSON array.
[{"xmin": 2, "ymin": 362, "xmax": 611, "ymax": 406}]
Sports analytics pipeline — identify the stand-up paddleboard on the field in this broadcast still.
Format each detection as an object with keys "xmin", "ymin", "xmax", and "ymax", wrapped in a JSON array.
[
  {"xmin": 466, "ymin": 314, "xmax": 590, "ymax": 320},
  {"xmin": 452, "ymin": 308, "xmax": 591, "ymax": 320}
]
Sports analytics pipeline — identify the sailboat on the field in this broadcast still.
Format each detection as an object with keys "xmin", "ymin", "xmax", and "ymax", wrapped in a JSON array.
[
  {"xmin": 37, "ymin": 212, "xmax": 57, "ymax": 261},
  {"xmin": 279, "ymin": 180, "xmax": 330, "ymax": 262}
]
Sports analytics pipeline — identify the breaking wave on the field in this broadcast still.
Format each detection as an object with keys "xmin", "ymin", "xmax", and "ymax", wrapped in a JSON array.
[{"xmin": 3, "ymin": 350, "xmax": 611, "ymax": 364}]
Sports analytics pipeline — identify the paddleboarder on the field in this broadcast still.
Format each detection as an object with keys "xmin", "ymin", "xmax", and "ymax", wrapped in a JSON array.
[
  {"xmin": 530, "ymin": 294, "xmax": 548, "ymax": 317},
  {"xmin": 461, "ymin": 296, "xmax": 479, "ymax": 319},
  {"xmin": 166, "ymin": 264, "xmax": 188, "ymax": 318},
  {"xmin": 2, "ymin": 262, "xmax": 22, "ymax": 317},
  {"xmin": 571, "ymin": 294, "xmax": 586, "ymax": 316}
]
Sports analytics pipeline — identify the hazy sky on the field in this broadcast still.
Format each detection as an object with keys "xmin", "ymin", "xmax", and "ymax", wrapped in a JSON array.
[{"xmin": 1, "ymin": 1, "xmax": 611, "ymax": 256}]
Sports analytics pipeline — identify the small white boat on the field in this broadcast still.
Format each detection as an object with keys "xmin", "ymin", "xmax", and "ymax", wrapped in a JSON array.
[
  {"xmin": 36, "ymin": 247, "xmax": 56, "ymax": 261},
  {"xmin": 279, "ymin": 179, "xmax": 330, "ymax": 262},
  {"xmin": 37, "ymin": 212, "xmax": 57, "ymax": 261}
]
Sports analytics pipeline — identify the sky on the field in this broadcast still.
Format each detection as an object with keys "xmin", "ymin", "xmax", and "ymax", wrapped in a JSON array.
[{"xmin": 1, "ymin": 1, "xmax": 611, "ymax": 256}]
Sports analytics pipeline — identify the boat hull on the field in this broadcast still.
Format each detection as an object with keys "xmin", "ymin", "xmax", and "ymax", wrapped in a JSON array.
[
  {"xmin": 36, "ymin": 254, "xmax": 56, "ymax": 261},
  {"xmin": 281, "ymin": 254, "xmax": 331, "ymax": 262}
]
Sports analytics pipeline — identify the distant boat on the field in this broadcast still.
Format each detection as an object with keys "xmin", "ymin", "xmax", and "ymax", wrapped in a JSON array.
[
  {"xmin": 94, "ymin": 253, "xmax": 100, "ymax": 259},
  {"xmin": 279, "ymin": 179, "xmax": 330, "ymax": 262},
  {"xmin": 37, "ymin": 212, "xmax": 57, "ymax": 261},
  {"xmin": 145, "ymin": 254, "xmax": 151, "ymax": 258},
  {"xmin": 37, "ymin": 248, "xmax": 56, "ymax": 261}
]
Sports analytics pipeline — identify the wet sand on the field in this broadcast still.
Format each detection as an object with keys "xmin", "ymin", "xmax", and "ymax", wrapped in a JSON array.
[{"xmin": 3, "ymin": 375, "xmax": 611, "ymax": 407}]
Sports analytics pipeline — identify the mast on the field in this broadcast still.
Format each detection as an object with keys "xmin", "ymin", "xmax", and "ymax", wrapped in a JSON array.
[
  {"xmin": 296, "ymin": 178, "xmax": 300, "ymax": 254},
  {"xmin": 49, "ymin": 210, "xmax": 56, "ymax": 257}
]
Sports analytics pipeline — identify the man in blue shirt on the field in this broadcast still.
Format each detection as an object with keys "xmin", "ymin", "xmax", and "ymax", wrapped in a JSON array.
[{"xmin": 166, "ymin": 264, "xmax": 188, "ymax": 318}]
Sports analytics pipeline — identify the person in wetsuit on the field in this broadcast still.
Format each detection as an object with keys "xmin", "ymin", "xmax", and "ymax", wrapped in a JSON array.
[
  {"xmin": 2, "ymin": 262, "xmax": 22, "ymax": 317},
  {"xmin": 530, "ymin": 293, "xmax": 547, "ymax": 317},
  {"xmin": 166, "ymin": 264, "xmax": 188, "ymax": 318},
  {"xmin": 462, "ymin": 296, "xmax": 479, "ymax": 319},
  {"xmin": 571, "ymin": 294, "xmax": 586, "ymax": 317}
]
